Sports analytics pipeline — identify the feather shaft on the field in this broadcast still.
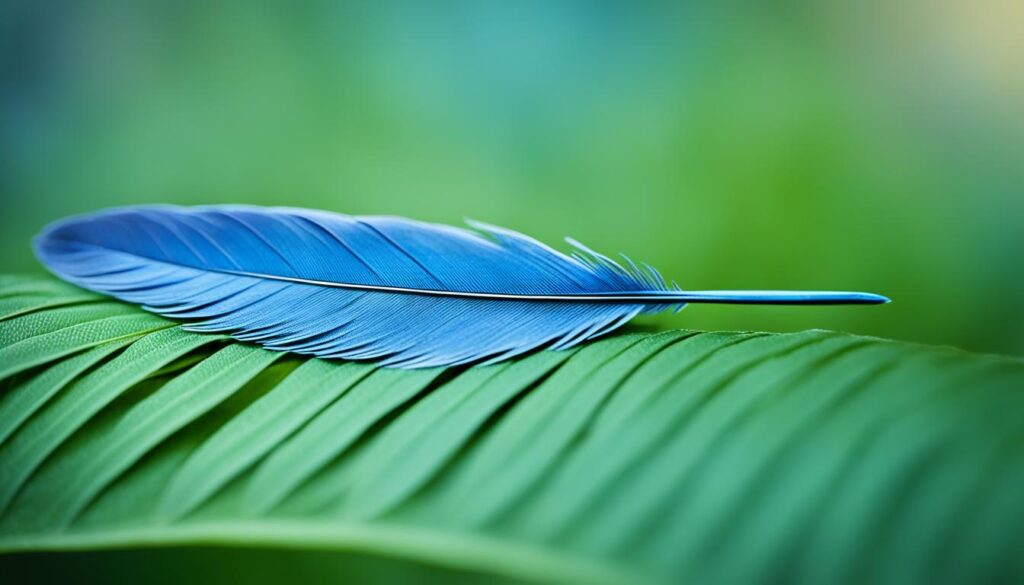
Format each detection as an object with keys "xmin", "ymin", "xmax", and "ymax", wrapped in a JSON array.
[{"xmin": 162, "ymin": 268, "xmax": 890, "ymax": 305}]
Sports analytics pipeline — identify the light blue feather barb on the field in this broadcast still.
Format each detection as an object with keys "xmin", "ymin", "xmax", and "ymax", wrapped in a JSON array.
[{"xmin": 33, "ymin": 205, "xmax": 889, "ymax": 367}]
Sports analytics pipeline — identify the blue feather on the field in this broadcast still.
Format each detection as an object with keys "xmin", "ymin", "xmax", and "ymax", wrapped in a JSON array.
[{"xmin": 33, "ymin": 205, "xmax": 888, "ymax": 367}]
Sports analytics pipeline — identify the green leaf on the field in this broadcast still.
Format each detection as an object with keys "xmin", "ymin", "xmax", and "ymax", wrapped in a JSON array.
[
  {"xmin": 0, "ymin": 305, "xmax": 171, "ymax": 380},
  {"xmin": 0, "ymin": 340, "xmax": 134, "ymax": 446},
  {"xmin": 1, "ymin": 275, "xmax": 1023, "ymax": 584}
]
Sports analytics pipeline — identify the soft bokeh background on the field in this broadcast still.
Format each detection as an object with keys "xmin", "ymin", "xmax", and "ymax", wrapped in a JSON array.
[{"xmin": 2, "ymin": 0, "xmax": 1022, "ymax": 356}]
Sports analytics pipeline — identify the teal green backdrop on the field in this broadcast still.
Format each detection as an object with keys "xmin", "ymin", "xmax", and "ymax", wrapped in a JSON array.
[{"xmin": 2, "ymin": 0, "xmax": 1022, "ymax": 356}]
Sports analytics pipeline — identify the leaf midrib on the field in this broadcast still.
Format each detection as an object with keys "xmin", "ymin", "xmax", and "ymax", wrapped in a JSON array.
[{"xmin": 0, "ymin": 519, "xmax": 644, "ymax": 585}]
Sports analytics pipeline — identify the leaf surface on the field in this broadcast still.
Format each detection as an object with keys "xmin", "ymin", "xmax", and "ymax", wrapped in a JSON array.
[{"xmin": 1, "ymin": 275, "xmax": 1022, "ymax": 584}]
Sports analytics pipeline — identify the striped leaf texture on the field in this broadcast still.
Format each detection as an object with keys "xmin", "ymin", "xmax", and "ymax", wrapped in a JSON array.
[{"xmin": 1, "ymin": 274, "xmax": 1022, "ymax": 584}]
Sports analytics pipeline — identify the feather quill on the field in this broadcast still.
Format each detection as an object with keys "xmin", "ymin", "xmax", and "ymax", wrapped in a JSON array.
[{"xmin": 33, "ymin": 205, "xmax": 888, "ymax": 367}]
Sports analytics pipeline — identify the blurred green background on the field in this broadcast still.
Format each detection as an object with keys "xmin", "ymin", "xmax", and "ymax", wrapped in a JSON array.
[{"xmin": 2, "ymin": 0, "xmax": 1022, "ymax": 356}]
